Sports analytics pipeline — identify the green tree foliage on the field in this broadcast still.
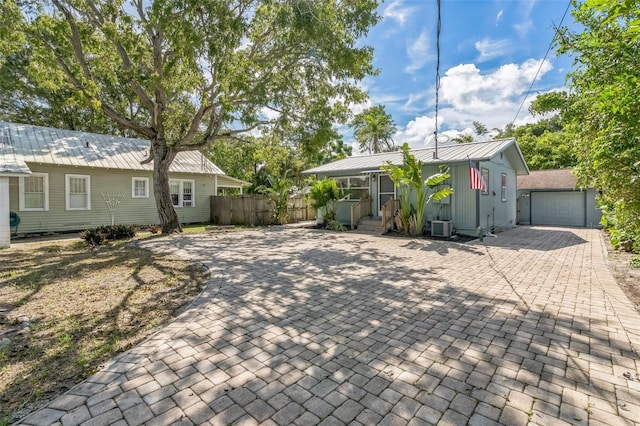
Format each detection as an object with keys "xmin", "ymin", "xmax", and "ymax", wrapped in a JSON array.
[
  {"xmin": 495, "ymin": 117, "xmax": 576, "ymax": 170},
  {"xmin": 1, "ymin": 0, "xmax": 379, "ymax": 233},
  {"xmin": 452, "ymin": 133, "xmax": 474, "ymax": 144},
  {"xmin": 349, "ymin": 104, "xmax": 396, "ymax": 153},
  {"xmin": 546, "ymin": 0, "xmax": 640, "ymax": 251},
  {"xmin": 381, "ymin": 143, "xmax": 452, "ymax": 235}
]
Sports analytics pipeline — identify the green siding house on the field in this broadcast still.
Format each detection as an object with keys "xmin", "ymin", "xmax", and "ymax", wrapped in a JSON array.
[
  {"xmin": 303, "ymin": 138, "xmax": 529, "ymax": 236},
  {"xmin": 0, "ymin": 122, "xmax": 247, "ymax": 246}
]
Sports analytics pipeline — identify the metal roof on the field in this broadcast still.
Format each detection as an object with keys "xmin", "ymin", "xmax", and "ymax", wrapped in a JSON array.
[
  {"xmin": 0, "ymin": 125, "xmax": 31, "ymax": 175},
  {"xmin": 303, "ymin": 138, "xmax": 529, "ymax": 175},
  {"xmin": 0, "ymin": 122, "xmax": 224, "ymax": 175}
]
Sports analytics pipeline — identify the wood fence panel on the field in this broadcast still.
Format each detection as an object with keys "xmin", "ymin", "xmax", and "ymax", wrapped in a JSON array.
[{"xmin": 211, "ymin": 195, "xmax": 313, "ymax": 226}]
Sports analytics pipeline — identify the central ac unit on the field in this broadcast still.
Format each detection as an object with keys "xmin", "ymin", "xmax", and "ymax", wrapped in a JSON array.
[{"xmin": 431, "ymin": 220, "xmax": 452, "ymax": 237}]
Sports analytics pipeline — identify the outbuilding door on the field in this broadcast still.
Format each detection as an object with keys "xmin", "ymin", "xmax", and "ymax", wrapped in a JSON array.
[{"xmin": 531, "ymin": 191, "xmax": 585, "ymax": 227}]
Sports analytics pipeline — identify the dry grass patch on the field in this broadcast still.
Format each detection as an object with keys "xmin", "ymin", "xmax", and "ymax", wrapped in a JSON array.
[{"xmin": 0, "ymin": 237, "xmax": 209, "ymax": 424}]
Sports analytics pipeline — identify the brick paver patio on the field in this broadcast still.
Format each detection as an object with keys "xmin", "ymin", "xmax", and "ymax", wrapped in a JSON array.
[{"xmin": 17, "ymin": 226, "xmax": 640, "ymax": 425}]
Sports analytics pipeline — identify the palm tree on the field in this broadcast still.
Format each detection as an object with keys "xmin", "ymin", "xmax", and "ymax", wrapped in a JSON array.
[{"xmin": 349, "ymin": 105, "xmax": 397, "ymax": 154}]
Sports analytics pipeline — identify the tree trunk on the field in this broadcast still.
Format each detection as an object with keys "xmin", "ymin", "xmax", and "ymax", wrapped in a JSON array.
[{"xmin": 151, "ymin": 139, "xmax": 181, "ymax": 234}]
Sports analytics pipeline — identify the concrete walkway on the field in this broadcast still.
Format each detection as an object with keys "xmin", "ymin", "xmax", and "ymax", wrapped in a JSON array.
[{"xmin": 17, "ymin": 226, "xmax": 640, "ymax": 425}]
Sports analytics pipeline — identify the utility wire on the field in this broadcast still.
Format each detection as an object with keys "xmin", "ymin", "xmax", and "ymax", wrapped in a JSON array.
[
  {"xmin": 511, "ymin": 0, "xmax": 572, "ymax": 126},
  {"xmin": 433, "ymin": 0, "xmax": 442, "ymax": 158}
]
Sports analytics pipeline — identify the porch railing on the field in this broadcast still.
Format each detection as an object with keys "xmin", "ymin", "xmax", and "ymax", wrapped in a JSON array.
[
  {"xmin": 350, "ymin": 196, "xmax": 373, "ymax": 229},
  {"xmin": 381, "ymin": 198, "xmax": 400, "ymax": 233}
]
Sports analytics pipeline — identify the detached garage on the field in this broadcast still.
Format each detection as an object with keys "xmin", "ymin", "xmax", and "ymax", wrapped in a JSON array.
[{"xmin": 517, "ymin": 169, "xmax": 602, "ymax": 228}]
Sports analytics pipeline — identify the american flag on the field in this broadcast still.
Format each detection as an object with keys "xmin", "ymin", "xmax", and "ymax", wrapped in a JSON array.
[{"xmin": 469, "ymin": 159, "xmax": 487, "ymax": 191}]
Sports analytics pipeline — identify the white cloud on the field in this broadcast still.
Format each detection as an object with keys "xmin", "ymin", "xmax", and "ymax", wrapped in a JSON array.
[
  {"xmin": 514, "ymin": 20, "xmax": 533, "ymax": 36},
  {"xmin": 394, "ymin": 115, "xmax": 436, "ymax": 148},
  {"xmin": 404, "ymin": 29, "xmax": 432, "ymax": 74},
  {"xmin": 383, "ymin": 0, "xmax": 415, "ymax": 25},
  {"xmin": 514, "ymin": 0, "xmax": 536, "ymax": 36},
  {"xmin": 391, "ymin": 59, "xmax": 555, "ymax": 142},
  {"xmin": 474, "ymin": 38, "xmax": 514, "ymax": 62},
  {"xmin": 496, "ymin": 9, "xmax": 503, "ymax": 25}
]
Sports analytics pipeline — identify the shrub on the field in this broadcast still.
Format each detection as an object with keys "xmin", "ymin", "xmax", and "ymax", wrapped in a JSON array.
[
  {"xmin": 81, "ymin": 224, "xmax": 138, "ymax": 246},
  {"xmin": 308, "ymin": 178, "xmax": 340, "ymax": 222}
]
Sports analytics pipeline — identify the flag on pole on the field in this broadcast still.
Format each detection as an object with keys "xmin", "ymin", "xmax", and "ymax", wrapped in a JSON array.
[{"xmin": 468, "ymin": 159, "xmax": 487, "ymax": 191}]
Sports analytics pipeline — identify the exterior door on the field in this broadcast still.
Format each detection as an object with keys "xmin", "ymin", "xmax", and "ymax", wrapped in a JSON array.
[{"xmin": 378, "ymin": 174, "xmax": 395, "ymax": 215}]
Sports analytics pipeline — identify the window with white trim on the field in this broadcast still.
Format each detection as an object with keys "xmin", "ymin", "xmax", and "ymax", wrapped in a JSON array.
[
  {"xmin": 170, "ymin": 179, "xmax": 195, "ymax": 207},
  {"xmin": 132, "ymin": 177, "xmax": 149, "ymax": 198},
  {"xmin": 19, "ymin": 173, "xmax": 49, "ymax": 211},
  {"xmin": 501, "ymin": 173, "xmax": 507, "ymax": 202},
  {"xmin": 66, "ymin": 174, "xmax": 91, "ymax": 210},
  {"xmin": 335, "ymin": 176, "xmax": 370, "ymax": 200}
]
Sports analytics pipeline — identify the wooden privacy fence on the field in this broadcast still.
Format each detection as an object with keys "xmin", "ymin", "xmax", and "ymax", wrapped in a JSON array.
[{"xmin": 210, "ymin": 195, "xmax": 315, "ymax": 226}]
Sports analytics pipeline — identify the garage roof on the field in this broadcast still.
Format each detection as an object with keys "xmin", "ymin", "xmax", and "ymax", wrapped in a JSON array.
[{"xmin": 517, "ymin": 169, "xmax": 581, "ymax": 190}]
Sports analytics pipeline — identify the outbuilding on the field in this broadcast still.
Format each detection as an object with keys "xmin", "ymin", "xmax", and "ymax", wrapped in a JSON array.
[{"xmin": 517, "ymin": 169, "xmax": 601, "ymax": 228}]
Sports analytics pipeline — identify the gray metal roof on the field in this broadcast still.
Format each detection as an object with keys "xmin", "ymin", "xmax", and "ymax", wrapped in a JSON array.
[
  {"xmin": 304, "ymin": 138, "xmax": 529, "ymax": 175},
  {"xmin": 0, "ymin": 125, "xmax": 31, "ymax": 175},
  {"xmin": 0, "ymin": 122, "xmax": 224, "ymax": 175}
]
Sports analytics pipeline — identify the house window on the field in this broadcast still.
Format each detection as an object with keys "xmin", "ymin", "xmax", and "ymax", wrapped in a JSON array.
[
  {"xmin": 501, "ymin": 173, "xmax": 507, "ymax": 201},
  {"xmin": 66, "ymin": 174, "xmax": 91, "ymax": 210},
  {"xmin": 335, "ymin": 176, "xmax": 370, "ymax": 200},
  {"xmin": 170, "ymin": 179, "xmax": 195, "ymax": 207},
  {"xmin": 132, "ymin": 177, "xmax": 149, "ymax": 198},
  {"xmin": 481, "ymin": 168, "xmax": 489, "ymax": 195},
  {"xmin": 19, "ymin": 173, "xmax": 49, "ymax": 211}
]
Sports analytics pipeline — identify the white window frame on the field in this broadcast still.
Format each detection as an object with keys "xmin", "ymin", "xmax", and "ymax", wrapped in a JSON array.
[
  {"xmin": 335, "ymin": 176, "xmax": 370, "ymax": 200},
  {"xmin": 19, "ymin": 173, "xmax": 49, "ymax": 211},
  {"xmin": 501, "ymin": 173, "xmax": 507, "ymax": 202},
  {"xmin": 65, "ymin": 174, "xmax": 91, "ymax": 210},
  {"xmin": 169, "ymin": 179, "xmax": 195, "ymax": 208},
  {"xmin": 132, "ymin": 177, "xmax": 150, "ymax": 198}
]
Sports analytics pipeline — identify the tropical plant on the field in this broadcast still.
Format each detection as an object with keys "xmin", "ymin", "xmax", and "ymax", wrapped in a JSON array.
[
  {"xmin": 532, "ymin": 0, "xmax": 640, "ymax": 251},
  {"xmin": 1, "ymin": 0, "xmax": 379, "ymax": 233},
  {"xmin": 308, "ymin": 178, "xmax": 341, "ymax": 223},
  {"xmin": 381, "ymin": 143, "xmax": 453, "ymax": 235},
  {"xmin": 349, "ymin": 105, "xmax": 397, "ymax": 154},
  {"xmin": 256, "ymin": 176, "xmax": 294, "ymax": 225}
]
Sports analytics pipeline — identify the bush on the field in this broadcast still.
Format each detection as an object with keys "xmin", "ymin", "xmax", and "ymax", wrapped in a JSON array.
[{"xmin": 81, "ymin": 224, "xmax": 138, "ymax": 246}]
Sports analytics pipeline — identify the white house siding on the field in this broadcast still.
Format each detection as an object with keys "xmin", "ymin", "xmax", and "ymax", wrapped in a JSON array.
[{"xmin": 8, "ymin": 164, "xmax": 215, "ymax": 234}]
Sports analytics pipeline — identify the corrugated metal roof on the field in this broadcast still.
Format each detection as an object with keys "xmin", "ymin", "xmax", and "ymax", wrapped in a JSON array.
[
  {"xmin": 304, "ymin": 138, "xmax": 526, "ymax": 174},
  {"xmin": 0, "ymin": 125, "xmax": 31, "ymax": 175},
  {"xmin": 0, "ymin": 122, "xmax": 225, "ymax": 175},
  {"xmin": 518, "ymin": 169, "xmax": 581, "ymax": 189}
]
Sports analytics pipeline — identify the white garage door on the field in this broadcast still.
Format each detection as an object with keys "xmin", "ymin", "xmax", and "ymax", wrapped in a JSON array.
[{"xmin": 531, "ymin": 191, "xmax": 585, "ymax": 227}]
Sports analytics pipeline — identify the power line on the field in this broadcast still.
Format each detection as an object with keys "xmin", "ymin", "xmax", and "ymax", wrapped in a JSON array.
[
  {"xmin": 433, "ymin": 0, "xmax": 441, "ymax": 158},
  {"xmin": 511, "ymin": 0, "xmax": 572, "ymax": 126}
]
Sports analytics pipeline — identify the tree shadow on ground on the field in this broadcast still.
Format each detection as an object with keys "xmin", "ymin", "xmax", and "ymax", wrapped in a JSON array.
[{"xmin": 89, "ymin": 227, "xmax": 640, "ymax": 426}]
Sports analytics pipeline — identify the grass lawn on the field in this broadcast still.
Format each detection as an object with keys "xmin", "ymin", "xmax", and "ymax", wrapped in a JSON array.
[{"xmin": 0, "ymin": 236, "xmax": 209, "ymax": 424}]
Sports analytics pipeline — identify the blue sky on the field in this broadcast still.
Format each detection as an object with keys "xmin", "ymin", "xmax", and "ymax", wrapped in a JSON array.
[{"xmin": 347, "ymin": 0, "xmax": 574, "ymax": 151}]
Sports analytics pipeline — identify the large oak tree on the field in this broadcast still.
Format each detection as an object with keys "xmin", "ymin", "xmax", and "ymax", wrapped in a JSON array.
[{"xmin": 1, "ymin": 0, "xmax": 379, "ymax": 232}]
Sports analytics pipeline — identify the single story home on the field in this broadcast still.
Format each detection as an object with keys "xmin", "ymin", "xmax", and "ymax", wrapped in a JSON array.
[
  {"xmin": 517, "ymin": 169, "xmax": 601, "ymax": 228},
  {"xmin": 303, "ymin": 138, "xmax": 529, "ymax": 236},
  {"xmin": 0, "ymin": 122, "xmax": 248, "ymax": 247}
]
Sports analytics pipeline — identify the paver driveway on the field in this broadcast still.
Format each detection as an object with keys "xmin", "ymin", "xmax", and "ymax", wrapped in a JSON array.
[{"xmin": 18, "ymin": 226, "xmax": 640, "ymax": 426}]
